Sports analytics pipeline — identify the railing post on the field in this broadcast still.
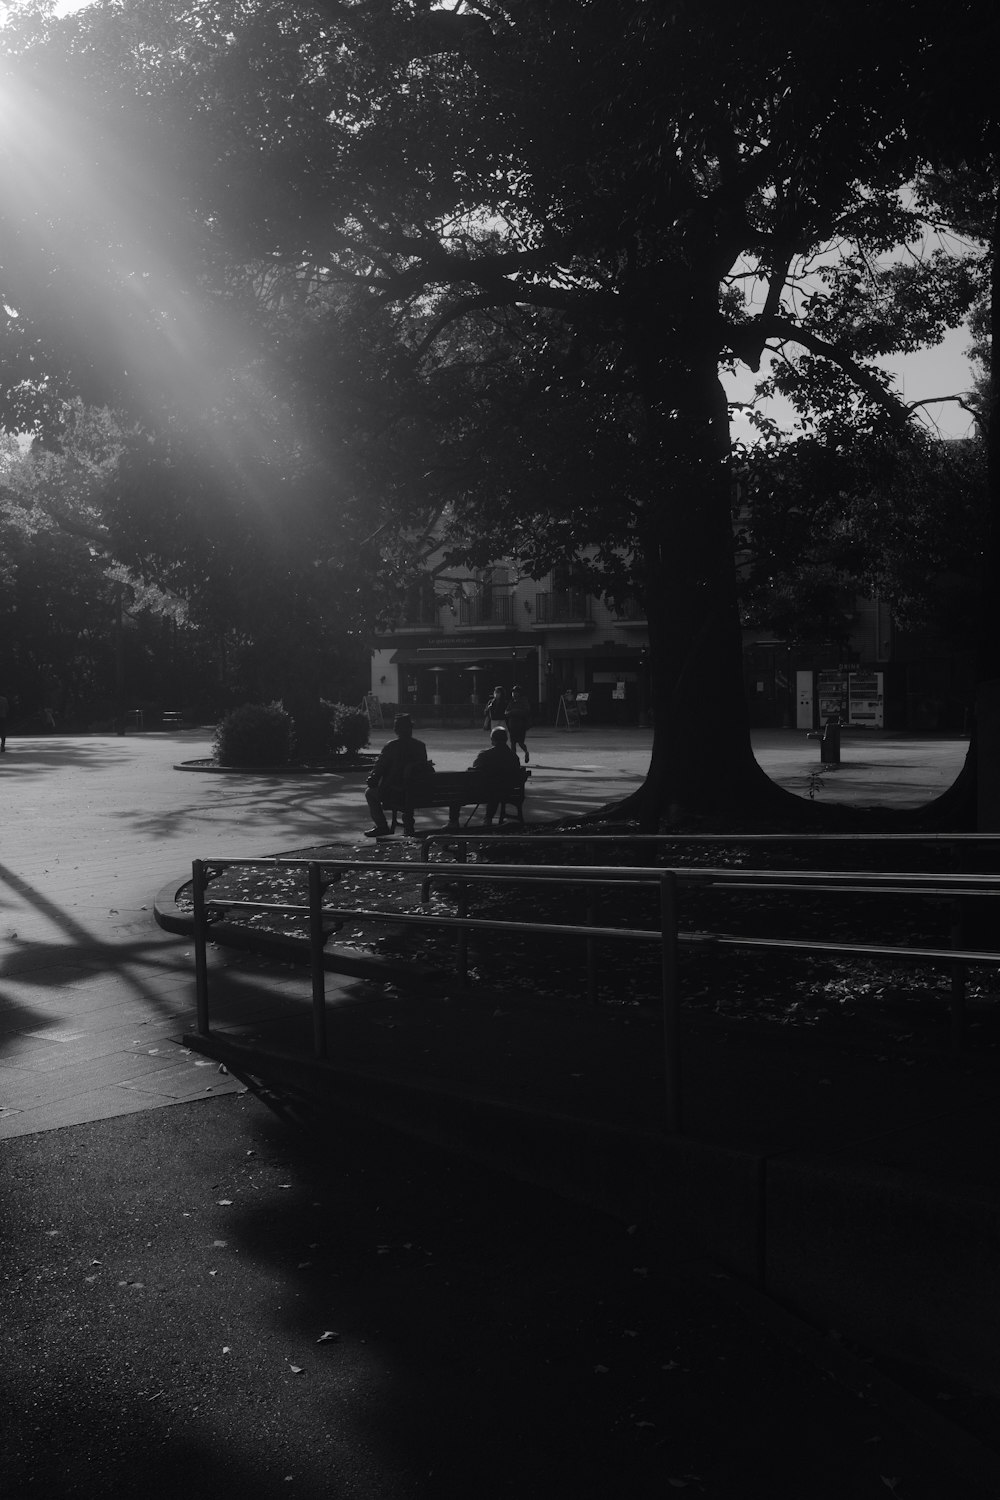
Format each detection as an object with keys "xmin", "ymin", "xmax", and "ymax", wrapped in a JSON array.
[
  {"xmin": 660, "ymin": 872, "xmax": 682, "ymax": 1135},
  {"xmin": 420, "ymin": 833, "xmax": 433, "ymax": 903},
  {"xmin": 586, "ymin": 889, "xmax": 599, "ymax": 1005},
  {"xmin": 192, "ymin": 859, "xmax": 211, "ymax": 1036},
  {"xmin": 949, "ymin": 898, "xmax": 966, "ymax": 1055},
  {"xmin": 455, "ymin": 843, "xmax": 469, "ymax": 989},
  {"xmin": 309, "ymin": 862, "xmax": 328, "ymax": 1058}
]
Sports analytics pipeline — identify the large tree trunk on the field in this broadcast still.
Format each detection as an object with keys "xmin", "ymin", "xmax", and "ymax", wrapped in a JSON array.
[
  {"xmin": 616, "ymin": 314, "xmax": 788, "ymax": 825},
  {"xmin": 975, "ymin": 182, "xmax": 1000, "ymax": 830}
]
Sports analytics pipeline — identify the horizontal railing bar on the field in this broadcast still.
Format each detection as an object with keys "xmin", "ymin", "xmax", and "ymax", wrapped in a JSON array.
[
  {"xmin": 198, "ymin": 889, "xmax": 1000, "ymax": 964},
  {"xmin": 695, "ymin": 876, "xmax": 1000, "ymax": 888},
  {"xmin": 688, "ymin": 868, "xmax": 1000, "ymax": 887},
  {"xmin": 309, "ymin": 905, "xmax": 1000, "ymax": 967},
  {"xmin": 443, "ymin": 862, "xmax": 1000, "ymax": 889},
  {"xmin": 422, "ymin": 831, "xmax": 1000, "ymax": 846},
  {"xmin": 197, "ymin": 857, "xmax": 661, "ymax": 884},
  {"xmin": 708, "ymin": 933, "xmax": 1000, "ymax": 965},
  {"xmin": 194, "ymin": 857, "xmax": 1000, "ymax": 895},
  {"xmin": 324, "ymin": 906, "xmax": 661, "ymax": 942},
  {"xmin": 199, "ymin": 895, "xmax": 1000, "ymax": 961},
  {"xmin": 301, "ymin": 859, "xmax": 1000, "ymax": 889}
]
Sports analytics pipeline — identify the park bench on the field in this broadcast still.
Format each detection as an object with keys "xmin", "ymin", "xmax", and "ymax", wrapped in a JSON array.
[{"xmin": 383, "ymin": 767, "xmax": 527, "ymax": 834}]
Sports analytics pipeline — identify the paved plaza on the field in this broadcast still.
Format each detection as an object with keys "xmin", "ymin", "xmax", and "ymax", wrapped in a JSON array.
[
  {"xmin": 0, "ymin": 725, "xmax": 968, "ymax": 1140},
  {"xmin": 3, "ymin": 726, "xmax": 996, "ymax": 1500}
]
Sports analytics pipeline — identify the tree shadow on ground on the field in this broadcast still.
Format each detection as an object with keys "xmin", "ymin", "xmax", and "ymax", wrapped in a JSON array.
[
  {"xmin": 0, "ymin": 741, "xmax": 136, "ymax": 775},
  {"xmin": 0, "ymin": 1094, "xmax": 971, "ymax": 1499}
]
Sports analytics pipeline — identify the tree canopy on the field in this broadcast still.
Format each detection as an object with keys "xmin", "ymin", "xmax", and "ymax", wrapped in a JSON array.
[{"xmin": 1, "ymin": 0, "xmax": 996, "ymax": 815}]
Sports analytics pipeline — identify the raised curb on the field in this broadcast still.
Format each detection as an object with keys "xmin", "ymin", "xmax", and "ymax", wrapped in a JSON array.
[
  {"xmin": 174, "ymin": 757, "xmax": 375, "ymax": 775},
  {"xmin": 153, "ymin": 875, "xmax": 443, "ymax": 986}
]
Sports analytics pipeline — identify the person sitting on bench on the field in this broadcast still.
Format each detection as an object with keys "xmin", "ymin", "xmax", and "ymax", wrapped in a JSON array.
[
  {"xmin": 449, "ymin": 725, "xmax": 524, "ymax": 828},
  {"xmin": 364, "ymin": 714, "xmax": 428, "ymax": 837}
]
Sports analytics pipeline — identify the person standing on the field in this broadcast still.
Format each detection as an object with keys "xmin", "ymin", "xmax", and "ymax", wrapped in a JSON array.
[
  {"xmin": 506, "ymin": 684, "xmax": 531, "ymax": 763},
  {"xmin": 0, "ymin": 694, "xmax": 7, "ymax": 751},
  {"xmin": 482, "ymin": 685, "xmax": 508, "ymax": 734},
  {"xmin": 363, "ymin": 714, "xmax": 429, "ymax": 837}
]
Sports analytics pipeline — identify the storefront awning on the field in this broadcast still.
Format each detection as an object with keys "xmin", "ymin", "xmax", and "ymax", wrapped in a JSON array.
[
  {"xmin": 390, "ymin": 647, "xmax": 535, "ymax": 665},
  {"xmin": 546, "ymin": 644, "xmax": 645, "ymax": 659}
]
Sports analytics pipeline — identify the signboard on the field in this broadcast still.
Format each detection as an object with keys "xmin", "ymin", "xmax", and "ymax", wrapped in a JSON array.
[
  {"xmin": 556, "ymin": 694, "xmax": 582, "ymax": 730},
  {"xmin": 848, "ymin": 672, "xmax": 884, "ymax": 727},
  {"xmin": 362, "ymin": 694, "xmax": 384, "ymax": 728},
  {"xmin": 817, "ymin": 670, "xmax": 847, "ymax": 724},
  {"xmin": 612, "ymin": 681, "xmax": 626, "ymax": 701}
]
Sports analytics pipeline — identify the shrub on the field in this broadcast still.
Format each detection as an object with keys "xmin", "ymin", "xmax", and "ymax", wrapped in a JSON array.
[
  {"xmin": 324, "ymin": 701, "xmax": 370, "ymax": 757},
  {"xmin": 214, "ymin": 702, "xmax": 294, "ymax": 767}
]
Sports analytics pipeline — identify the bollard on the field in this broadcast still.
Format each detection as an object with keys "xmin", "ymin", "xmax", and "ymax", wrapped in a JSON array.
[{"xmin": 808, "ymin": 717, "xmax": 841, "ymax": 765}]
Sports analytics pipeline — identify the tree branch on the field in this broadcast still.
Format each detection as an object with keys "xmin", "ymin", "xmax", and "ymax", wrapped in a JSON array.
[
  {"xmin": 409, "ymin": 291, "xmax": 515, "ymax": 361},
  {"xmin": 764, "ymin": 316, "xmax": 913, "ymax": 429}
]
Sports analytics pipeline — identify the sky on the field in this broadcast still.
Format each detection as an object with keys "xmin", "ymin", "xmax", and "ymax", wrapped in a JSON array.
[{"xmin": 727, "ymin": 324, "xmax": 980, "ymax": 447}]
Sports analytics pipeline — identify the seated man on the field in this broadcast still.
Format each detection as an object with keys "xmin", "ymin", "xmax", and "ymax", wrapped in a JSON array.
[
  {"xmin": 457, "ymin": 725, "xmax": 526, "ymax": 828},
  {"xmin": 364, "ymin": 714, "xmax": 428, "ymax": 837}
]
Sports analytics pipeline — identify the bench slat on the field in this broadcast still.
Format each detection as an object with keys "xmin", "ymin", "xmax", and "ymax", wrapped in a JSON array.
[{"xmin": 383, "ymin": 769, "xmax": 525, "ymax": 813}]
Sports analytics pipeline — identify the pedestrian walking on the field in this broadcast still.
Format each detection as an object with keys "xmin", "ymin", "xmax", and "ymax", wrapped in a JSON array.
[
  {"xmin": 506, "ymin": 684, "xmax": 531, "ymax": 763},
  {"xmin": 482, "ymin": 685, "xmax": 508, "ymax": 734}
]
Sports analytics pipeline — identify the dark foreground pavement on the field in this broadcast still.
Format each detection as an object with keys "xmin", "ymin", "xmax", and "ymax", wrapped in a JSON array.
[{"xmin": 2, "ymin": 1093, "xmax": 995, "ymax": 1500}]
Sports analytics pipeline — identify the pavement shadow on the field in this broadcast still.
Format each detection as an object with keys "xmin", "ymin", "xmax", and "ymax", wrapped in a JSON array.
[
  {"xmin": 0, "ymin": 1096, "xmax": 682, "ymax": 1499},
  {"xmin": 0, "ymin": 985, "xmax": 61, "ymax": 1069},
  {"xmin": 0, "ymin": 1095, "xmax": 972, "ymax": 1499},
  {"xmin": 105, "ymin": 776, "xmax": 370, "ymax": 844},
  {"xmin": 0, "ymin": 742, "xmax": 135, "ymax": 774},
  {"xmin": 0, "ymin": 934, "xmax": 181, "ymax": 981}
]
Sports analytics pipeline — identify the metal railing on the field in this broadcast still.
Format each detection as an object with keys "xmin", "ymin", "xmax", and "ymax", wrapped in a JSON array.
[
  {"xmin": 188, "ymin": 849, "xmax": 1000, "ymax": 1136},
  {"xmin": 419, "ymin": 829, "xmax": 1000, "ymax": 860},
  {"xmin": 458, "ymin": 593, "xmax": 515, "ymax": 627},
  {"xmin": 534, "ymin": 590, "xmax": 593, "ymax": 624},
  {"xmin": 612, "ymin": 595, "xmax": 647, "ymax": 623}
]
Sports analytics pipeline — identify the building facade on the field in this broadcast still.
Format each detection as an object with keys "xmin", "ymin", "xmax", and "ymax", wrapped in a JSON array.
[
  {"xmin": 369, "ymin": 560, "xmax": 650, "ymax": 726},
  {"xmin": 370, "ymin": 556, "xmax": 972, "ymax": 733}
]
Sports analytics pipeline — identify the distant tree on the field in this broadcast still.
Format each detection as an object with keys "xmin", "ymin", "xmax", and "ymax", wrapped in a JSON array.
[{"xmin": 739, "ymin": 433, "xmax": 988, "ymax": 653}]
